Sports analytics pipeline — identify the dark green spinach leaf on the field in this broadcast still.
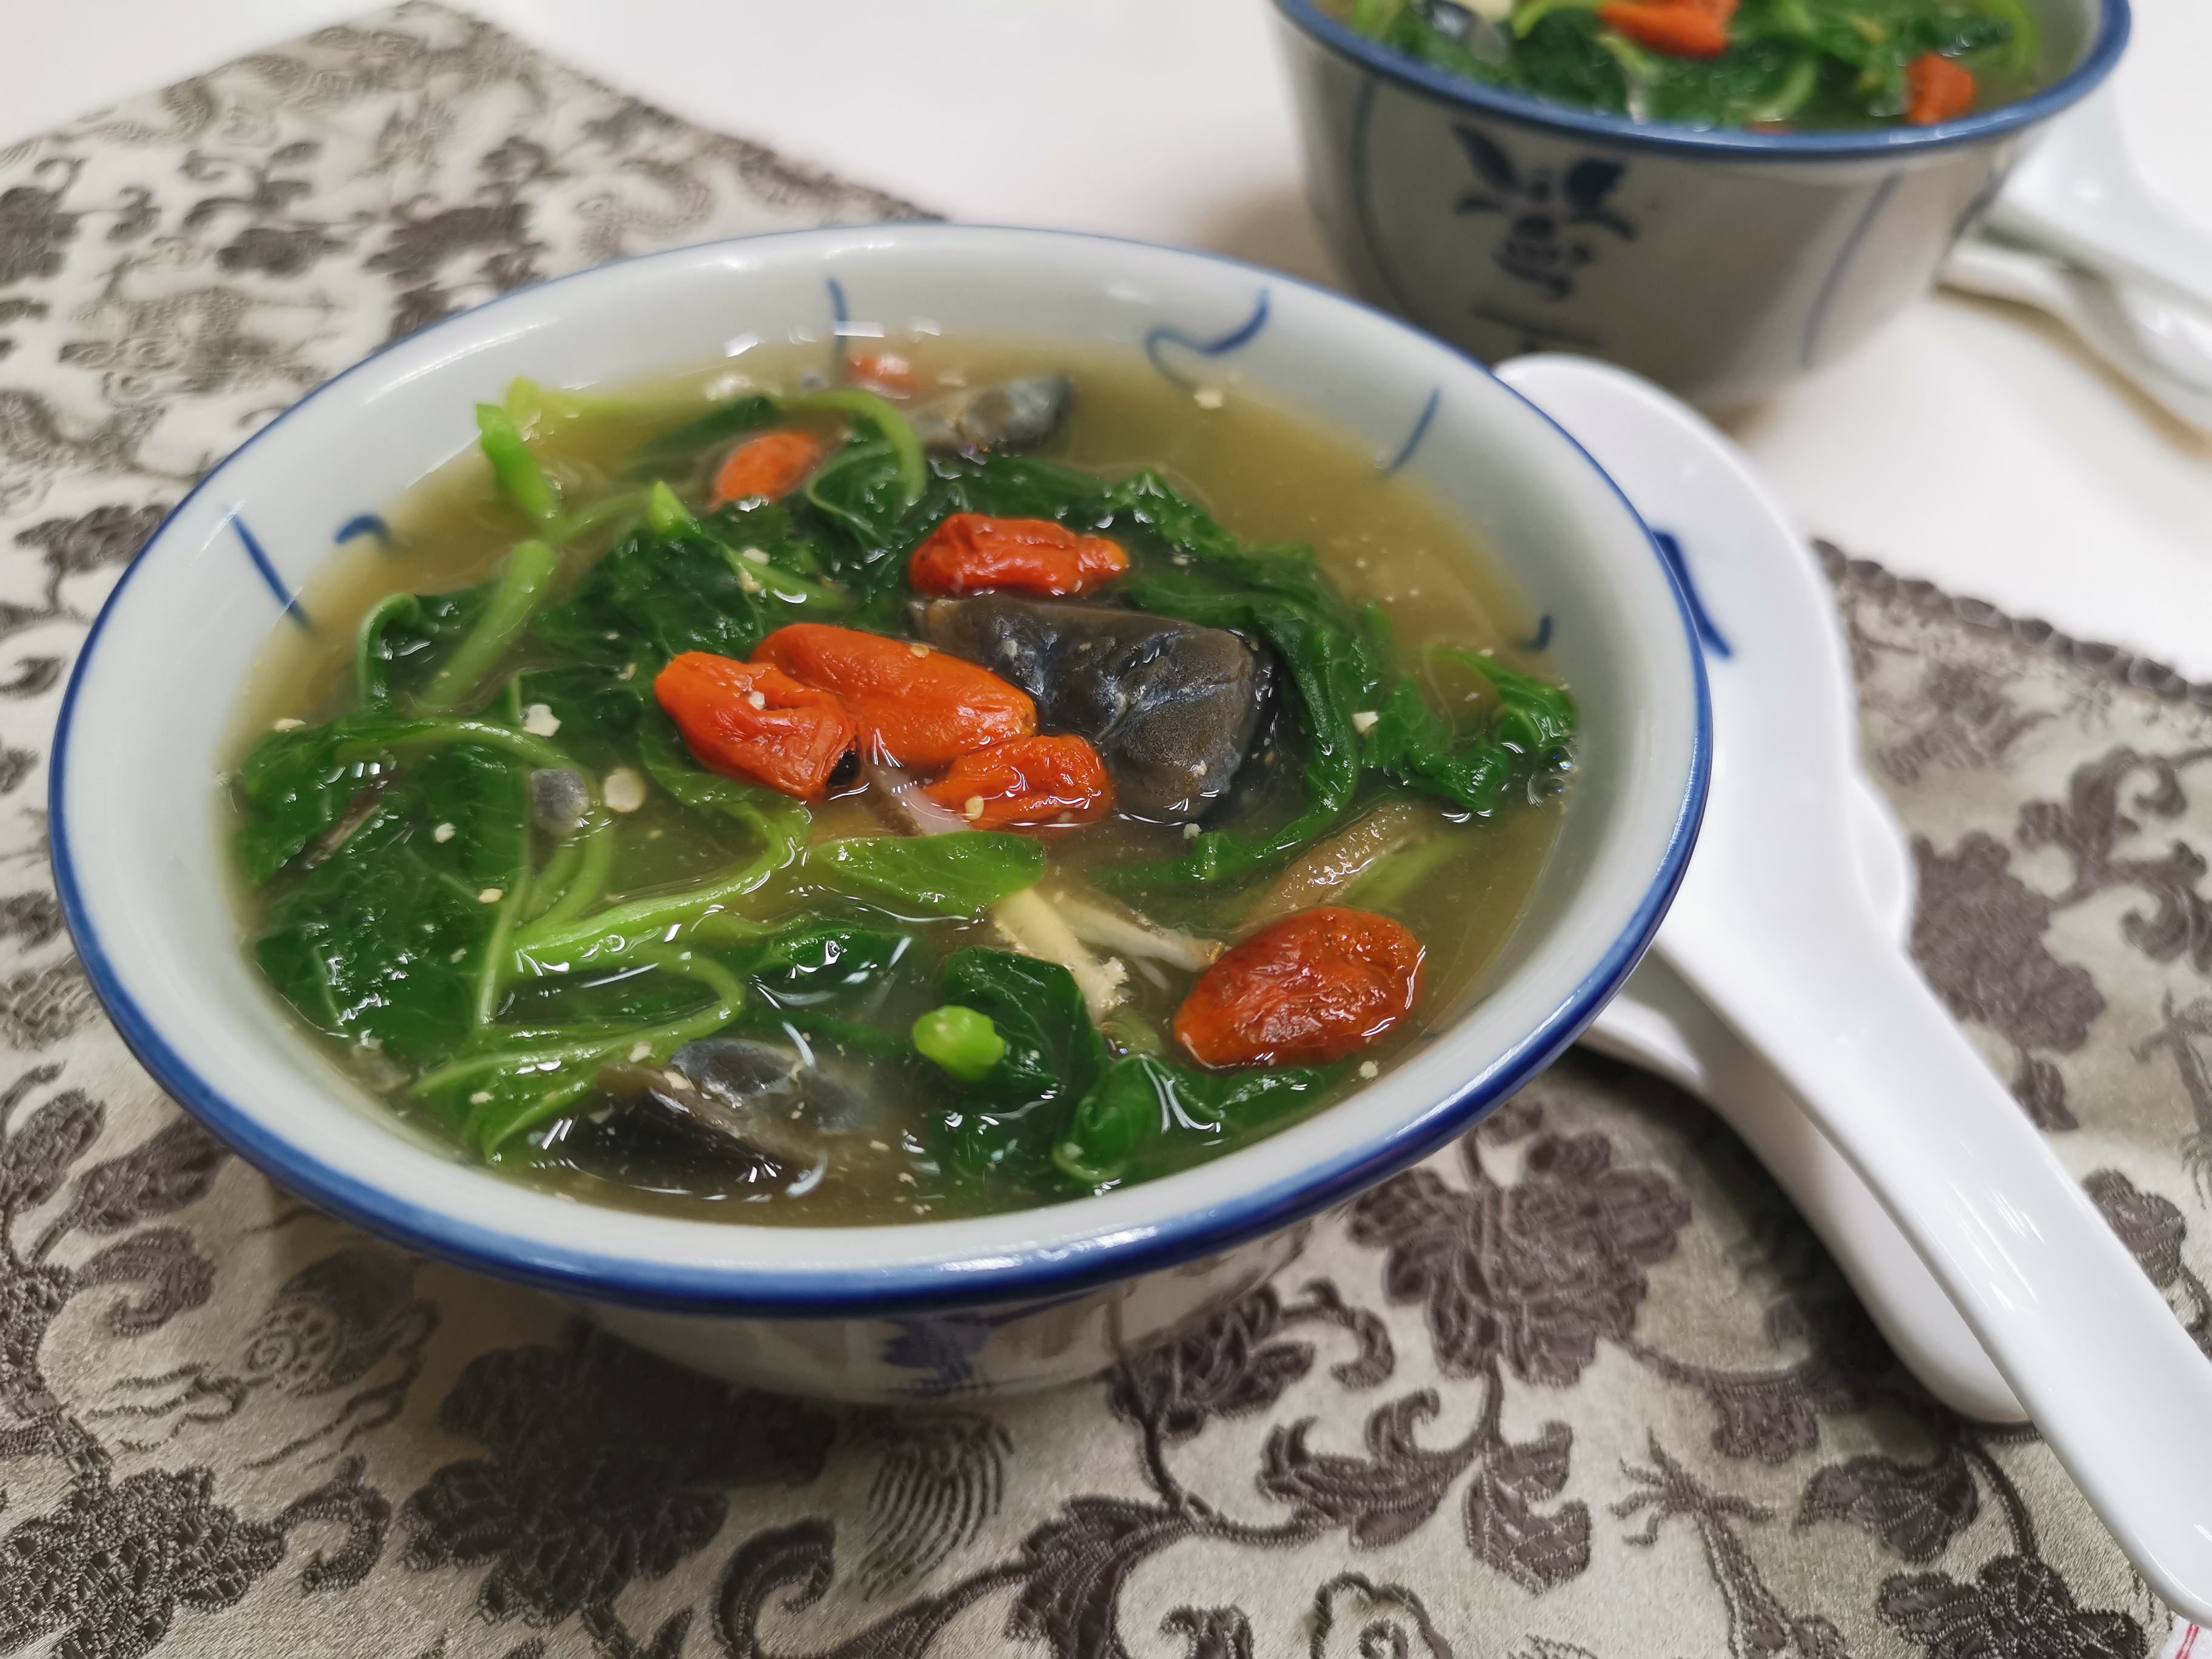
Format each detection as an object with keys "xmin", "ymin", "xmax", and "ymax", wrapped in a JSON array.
[
  {"xmin": 1442, "ymin": 646, "xmax": 1577, "ymax": 758},
  {"xmin": 1053, "ymin": 1053, "xmax": 1339, "ymax": 1186},
  {"xmin": 933, "ymin": 948, "xmax": 1108, "ymax": 1183},
  {"xmin": 254, "ymin": 742, "xmax": 531, "ymax": 1065},
  {"xmin": 746, "ymin": 921, "xmax": 914, "ymax": 1009},
  {"xmin": 235, "ymin": 721, "xmax": 403, "ymax": 885},
  {"xmin": 796, "ymin": 833, "xmax": 1045, "ymax": 916},
  {"xmin": 1363, "ymin": 681, "xmax": 1518, "ymax": 814},
  {"xmin": 535, "ymin": 524, "xmax": 771, "ymax": 668},
  {"xmin": 636, "ymin": 712, "xmax": 812, "ymax": 855},
  {"xmin": 356, "ymin": 582, "xmax": 491, "ymax": 708}
]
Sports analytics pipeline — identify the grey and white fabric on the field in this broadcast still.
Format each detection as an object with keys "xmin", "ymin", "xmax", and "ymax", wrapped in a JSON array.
[{"xmin": 0, "ymin": 7, "xmax": 2201, "ymax": 1655}]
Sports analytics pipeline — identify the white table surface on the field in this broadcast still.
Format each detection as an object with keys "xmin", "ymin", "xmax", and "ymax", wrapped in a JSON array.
[{"xmin": 6, "ymin": 0, "xmax": 2210, "ymax": 675}]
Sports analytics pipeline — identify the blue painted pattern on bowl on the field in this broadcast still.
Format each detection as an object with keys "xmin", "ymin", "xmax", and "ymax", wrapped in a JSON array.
[{"xmin": 1273, "ymin": 0, "xmax": 2129, "ymax": 407}]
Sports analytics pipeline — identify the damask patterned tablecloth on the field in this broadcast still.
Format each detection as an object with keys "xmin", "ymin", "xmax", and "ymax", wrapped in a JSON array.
[{"xmin": 0, "ymin": 7, "xmax": 2207, "ymax": 1656}]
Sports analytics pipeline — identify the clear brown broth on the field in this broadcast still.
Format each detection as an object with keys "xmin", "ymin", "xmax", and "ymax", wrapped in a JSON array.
[{"xmin": 230, "ymin": 337, "xmax": 1569, "ymax": 1225}]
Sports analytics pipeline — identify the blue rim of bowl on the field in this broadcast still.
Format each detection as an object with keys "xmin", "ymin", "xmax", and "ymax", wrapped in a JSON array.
[
  {"xmin": 50, "ymin": 223, "xmax": 1712, "ymax": 1319},
  {"xmin": 1272, "ymin": 0, "xmax": 2130, "ymax": 159}
]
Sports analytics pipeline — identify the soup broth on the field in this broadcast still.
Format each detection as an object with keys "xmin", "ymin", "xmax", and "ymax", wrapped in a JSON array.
[{"xmin": 228, "ymin": 338, "xmax": 1572, "ymax": 1225}]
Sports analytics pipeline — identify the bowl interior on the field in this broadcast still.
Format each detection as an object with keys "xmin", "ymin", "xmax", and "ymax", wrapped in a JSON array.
[{"xmin": 53, "ymin": 225, "xmax": 1706, "ymax": 1312}]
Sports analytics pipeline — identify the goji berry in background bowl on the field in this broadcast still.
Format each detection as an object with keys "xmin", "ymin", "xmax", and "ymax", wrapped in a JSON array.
[
  {"xmin": 1273, "ymin": 0, "xmax": 2127, "ymax": 409},
  {"xmin": 52, "ymin": 225, "xmax": 1706, "ymax": 1401}
]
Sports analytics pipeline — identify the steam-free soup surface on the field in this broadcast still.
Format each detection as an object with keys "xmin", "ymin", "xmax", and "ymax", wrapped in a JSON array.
[{"xmin": 229, "ymin": 338, "xmax": 1573, "ymax": 1225}]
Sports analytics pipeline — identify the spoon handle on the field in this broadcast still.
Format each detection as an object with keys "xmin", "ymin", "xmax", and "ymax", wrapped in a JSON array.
[
  {"xmin": 1664, "ymin": 896, "xmax": 2212, "ymax": 1620},
  {"xmin": 1985, "ymin": 91, "xmax": 2212, "ymax": 323}
]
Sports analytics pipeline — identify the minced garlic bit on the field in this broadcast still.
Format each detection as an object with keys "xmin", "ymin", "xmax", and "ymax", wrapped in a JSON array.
[
  {"xmin": 909, "ymin": 641, "xmax": 930, "ymax": 657},
  {"xmin": 618, "ymin": 662, "xmax": 638, "ymax": 681},
  {"xmin": 272, "ymin": 717, "xmax": 304, "ymax": 732},
  {"xmin": 628, "ymin": 1041, "xmax": 652, "ymax": 1062},
  {"xmin": 1359, "ymin": 1060, "xmax": 1380, "ymax": 1081},
  {"xmin": 1193, "ymin": 387, "xmax": 1226, "ymax": 410},
  {"xmin": 869, "ymin": 1139, "xmax": 891, "ymax": 1151},
  {"xmin": 740, "ymin": 546, "xmax": 770, "ymax": 564},
  {"xmin": 432, "ymin": 822, "xmax": 457, "ymax": 843},
  {"xmin": 1182, "ymin": 822, "xmax": 1202, "ymax": 840},
  {"xmin": 521, "ymin": 702, "xmax": 562, "ymax": 737},
  {"xmin": 746, "ymin": 690, "xmax": 766, "ymax": 710},
  {"xmin": 897, "ymin": 1171, "xmax": 918, "ymax": 1185},
  {"xmin": 1351, "ymin": 710, "xmax": 1380, "ymax": 735},
  {"xmin": 477, "ymin": 887, "xmax": 504, "ymax": 904},
  {"xmin": 736, "ymin": 567, "xmax": 765, "ymax": 595},
  {"xmin": 603, "ymin": 767, "xmax": 647, "ymax": 813},
  {"xmin": 469, "ymin": 1090, "xmax": 494, "ymax": 1105},
  {"xmin": 964, "ymin": 795, "xmax": 986, "ymax": 822}
]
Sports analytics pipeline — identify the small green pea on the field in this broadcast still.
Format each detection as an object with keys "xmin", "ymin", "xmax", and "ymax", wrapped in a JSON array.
[{"xmin": 913, "ymin": 1005, "xmax": 1007, "ymax": 1083}]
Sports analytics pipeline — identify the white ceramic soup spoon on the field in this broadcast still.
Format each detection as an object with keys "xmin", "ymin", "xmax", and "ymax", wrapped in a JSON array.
[
  {"xmin": 1512, "ymin": 346, "xmax": 2025, "ymax": 1421},
  {"xmin": 1580, "ymin": 768, "xmax": 2028, "ymax": 1423},
  {"xmin": 1498, "ymin": 352, "xmax": 2212, "ymax": 1625},
  {"xmin": 1982, "ymin": 85, "xmax": 2212, "ymax": 328}
]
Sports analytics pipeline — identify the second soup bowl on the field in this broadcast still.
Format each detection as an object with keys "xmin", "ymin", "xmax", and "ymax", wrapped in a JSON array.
[{"xmin": 1273, "ymin": 0, "xmax": 2130, "ymax": 409}]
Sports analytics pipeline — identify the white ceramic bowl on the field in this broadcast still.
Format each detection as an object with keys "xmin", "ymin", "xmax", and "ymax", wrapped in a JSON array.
[
  {"xmin": 52, "ymin": 226, "xmax": 1708, "ymax": 1401},
  {"xmin": 1274, "ymin": 0, "xmax": 2129, "ymax": 408}
]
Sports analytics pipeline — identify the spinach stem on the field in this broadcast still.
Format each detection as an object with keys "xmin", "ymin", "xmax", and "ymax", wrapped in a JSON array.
[
  {"xmin": 358, "ymin": 717, "xmax": 578, "ymax": 774},
  {"xmin": 646, "ymin": 479, "xmax": 696, "ymax": 535},
  {"xmin": 424, "ymin": 950, "xmax": 747, "ymax": 1151},
  {"xmin": 1747, "ymin": 53, "xmax": 1820, "ymax": 123},
  {"xmin": 1512, "ymin": 0, "xmax": 1600, "ymax": 36},
  {"xmin": 505, "ymin": 377, "xmax": 717, "ymax": 432},
  {"xmin": 718, "ymin": 545, "xmax": 850, "ymax": 613},
  {"xmin": 416, "ymin": 540, "xmax": 559, "ymax": 714},
  {"xmin": 353, "ymin": 592, "xmax": 422, "ymax": 706},
  {"xmin": 1979, "ymin": 0, "xmax": 2039, "ymax": 72},
  {"xmin": 477, "ymin": 403, "xmax": 562, "ymax": 526},
  {"xmin": 527, "ymin": 811, "xmax": 616, "ymax": 934},
  {"xmin": 774, "ymin": 388, "xmax": 927, "ymax": 507},
  {"xmin": 1340, "ymin": 830, "xmax": 1471, "ymax": 912},
  {"xmin": 474, "ymin": 853, "xmax": 532, "ymax": 1027},
  {"xmin": 511, "ymin": 841, "xmax": 793, "ymax": 972},
  {"xmin": 548, "ymin": 489, "xmax": 647, "ymax": 546},
  {"xmin": 525, "ymin": 830, "xmax": 585, "ymax": 923}
]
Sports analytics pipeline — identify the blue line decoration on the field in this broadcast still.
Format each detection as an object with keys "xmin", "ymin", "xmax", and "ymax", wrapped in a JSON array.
[
  {"xmin": 825, "ymin": 275, "xmax": 850, "ymax": 377},
  {"xmin": 1653, "ymin": 531, "xmax": 1731, "ymax": 659},
  {"xmin": 335, "ymin": 512, "xmax": 391, "ymax": 547},
  {"xmin": 1351, "ymin": 77, "xmax": 1427, "ymax": 329},
  {"xmin": 230, "ymin": 513, "xmax": 312, "ymax": 631},
  {"xmin": 1518, "ymin": 614, "xmax": 1555, "ymax": 652},
  {"xmin": 1145, "ymin": 290, "xmax": 1271, "ymax": 392},
  {"xmin": 1381, "ymin": 387, "xmax": 1441, "ymax": 475},
  {"xmin": 1800, "ymin": 172, "xmax": 1900, "ymax": 371}
]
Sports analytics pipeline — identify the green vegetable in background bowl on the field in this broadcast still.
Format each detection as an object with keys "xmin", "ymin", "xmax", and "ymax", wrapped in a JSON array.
[{"xmin": 1343, "ymin": 0, "xmax": 2038, "ymax": 129}]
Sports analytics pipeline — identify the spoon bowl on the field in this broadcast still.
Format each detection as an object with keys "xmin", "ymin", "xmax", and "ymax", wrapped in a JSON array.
[{"xmin": 1503, "ymin": 352, "xmax": 2212, "ymax": 1623}]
